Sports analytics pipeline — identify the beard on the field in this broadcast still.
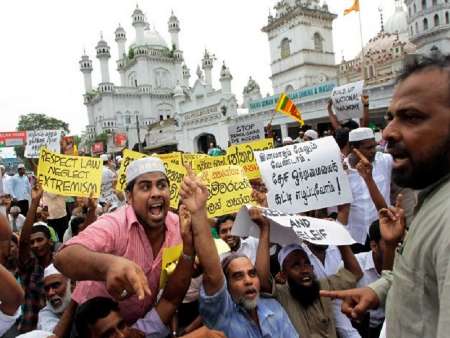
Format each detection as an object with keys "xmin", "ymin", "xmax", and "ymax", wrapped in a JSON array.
[
  {"xmin": 48, "ymin": 285, "xmax": 72, "ymax": 314},
  {"xmin": 287, "ymin": 276, "xmax": 321, "ymax": 308},
  {"xmin": 388, "ymin": 136, "xmax": 450, "ymax": 190},
  {"xmin": 233, "ymin": 288, "xmax": 260, "ymax": 311}
]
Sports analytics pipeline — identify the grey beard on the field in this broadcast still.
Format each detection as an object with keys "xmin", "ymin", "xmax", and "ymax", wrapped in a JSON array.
[{"xmin": 48, "ymin": 285, "xmax": 72, "ymax": 314}]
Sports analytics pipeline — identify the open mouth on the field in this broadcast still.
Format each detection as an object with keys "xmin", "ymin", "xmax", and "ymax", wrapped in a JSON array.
[
  {"xmin": 245, "ymin": 289, "xmax": 257, "ymax": 299},
  {"xmin": 50, "ymin": 298, "xmax": 62, "ymax": 308},
  {"xmin": 149, "ymin": 202, "xmax": 163, "ymax": 217}
]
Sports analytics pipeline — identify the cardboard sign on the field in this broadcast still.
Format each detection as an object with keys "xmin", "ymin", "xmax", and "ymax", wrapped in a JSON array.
[
  {"xmin": 228, "ymin": 121, "xmax": 265, "ymax": 145},
  {"xmin": 25, "ymin": 130, "xmax": 62, "ymax": 158},
  {"xmin": 192, "ymin": 155, "xmax": 229, "ymax": 173},
  {"xmin": 232, "ymin": 205, "xmax": 355, "ymax": 246},
  {"xmin": 116, "ymin": 149, "xmax": 148, "ymax": 192},
  {"xmin": 331, "ymin": 80, "xmax": 364, "ymax": 121},
  {"xmin": 156, "ymin": 152, "xmax": 183, "ymax": 166},
  {"xmin": 199, "ymin": 165, "xmax": 254, "ymax": 218},
  {"xmin": 226, "ymin": 138, "xmax": 274, "ymax": 180},
  {"xmin": 255, "ymin": 137, "xmax": 352, "ymax": 214},
  {"xmin": 37, "ymin": 148, "xmax": 102, "ymax": 198},
  {"xmin": 165, "ymin": 162, "xmax": 187, "ymax": 209}
]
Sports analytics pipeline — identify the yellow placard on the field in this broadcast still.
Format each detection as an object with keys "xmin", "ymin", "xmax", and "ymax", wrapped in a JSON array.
[
  {"xmin": 37, "ymin": 148, "xmax": 102, "ymax": 198},
  {"xmin": 166, "ymin": 162, "xmax": 187, "ymax": 209},
  {"xmin": 155, "ymin": 152, "xmax": 183, "ymax": 166},
  {"xmin": 192, "ymin": 155, "xmax": 229, "ymax": 173},
  {"xmin": 182, "ymin": 153, "xmax": 208, "ymax": 168},
  {"xmin": 116, "ymin": 149, "xmax": 147, "ymax": 192},
  {"xmin": 199, "ymin": 165, "xmax": 254, "ymax": 218},
  {"xmin": 159, "ymin": 244, "xmax": 183, "ymax": 289},
  {"xmin": 225, "ymin": 138, "xmax": 274, "ymax": 180}
]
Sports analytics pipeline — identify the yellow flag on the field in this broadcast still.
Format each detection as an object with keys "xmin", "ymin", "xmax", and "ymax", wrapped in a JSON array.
[{"xmin": 344, "ymin": 0, "xmax": 360, "ymax": 15}]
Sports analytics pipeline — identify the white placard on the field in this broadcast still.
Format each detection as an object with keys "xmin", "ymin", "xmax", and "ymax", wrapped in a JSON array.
[
  {"xmin": 228, "ymin": 121, "xmax": 265, "ymax": 145},
  {"xmin": 331, "ymin": 80, "xmax": 364, "ymax": 121},
  {"xmin": 255, "ymin": 136, "xmax": 353, "ymax": 214},
  {"xmin": 25, "ymin": 130, "xmax": 62, "ymax": 158},
  {"xmin": 232, "ymin": 205, "xmax": 355, "ymax": 246}
]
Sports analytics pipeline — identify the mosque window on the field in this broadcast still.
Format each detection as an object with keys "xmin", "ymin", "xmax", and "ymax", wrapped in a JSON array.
[
  {"xmin": 313, "ymin": 33, "xmax": 323, "ymax": 52},
  {"xmin": 415, "ymin": 22, "xmax": 419, "ymax": 33},
  {"xmin": 410, "ymin": 26, "xmax": 413, "ymax": 35},
  {"xmin": 446, "ymin": 12, "xmax": 449, "ymax": 24},
  {"xmin": 414, "ymin": 3, "xmax": 417, "ymax": 13},
  {"xmin": 422, "ymin": 0, "xmax": 426, "ymax": 9},
  {"xmin": 281, "ymin": 38, "xmax": 291, "ymax": 59},
  {"xmin": 434, "ymin": 14, "xmax": 440, "ymax": 26},
  {"xmin": 432, "ymin": 0, "xmax": 437, "ymax": 5},
  {"xmin": 423, "ymin": 18, "xmax": 429, "ymax": 30},
  {"xmin": 285, "ymin": 85, "xmax": 294, "ymax": 92}
]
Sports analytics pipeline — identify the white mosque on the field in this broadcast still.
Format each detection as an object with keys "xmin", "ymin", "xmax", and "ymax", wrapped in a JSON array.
[{"xmin": 80, "ymin": 1, "xmax": 450, "ymax": 153}]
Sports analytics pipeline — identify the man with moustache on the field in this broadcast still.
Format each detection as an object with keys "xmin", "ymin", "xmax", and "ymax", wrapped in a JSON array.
[
  {"xmin": 321, "ymin": 54, "xmax": 450, "ymax": 338},
  {"xmin": 253, "ymin": 208, "xmax": 363, "ymax": 337},
  {"xmin": 37, "ymin": 264, "xmax": 72, "ymax": 331}
]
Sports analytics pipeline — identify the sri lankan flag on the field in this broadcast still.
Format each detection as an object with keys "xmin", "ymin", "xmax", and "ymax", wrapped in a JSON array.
[
  {"xmin": 344, "ymin": 0, "xmax": 359, "ymax": 15},
  {"xmin": 275, "ymin": 93, "xmax": 304, "ymax": 126}
]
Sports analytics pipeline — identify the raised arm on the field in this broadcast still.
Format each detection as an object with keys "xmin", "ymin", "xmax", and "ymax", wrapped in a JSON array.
[
  {"xmin": 251, "ymin": 208, "xmax": 272, "ymax": 293},
  {"xmin": 360, "ymin": 94, "xmax": 369, "ymax": 127},
  {"xmin": 353, "ymin": 148, "xmax": 388, "ymax": 211},
  {"xmin": 18, "ymin": 182, "xmax": 43, "ymax": 266},
  {"xmin": 0, "ymin": 263, "xmax": 24, "ymax": 315},
  {"xmin": 327, "ymin": 99, "xmax": 341, "ymax": 131},
  {"xmin": 179, "ymin": 168, "xmax": 223, "ymax": 296},
  {"xmin": 154, "ymin": 204, "xmax": 194, "ymax": 324}
]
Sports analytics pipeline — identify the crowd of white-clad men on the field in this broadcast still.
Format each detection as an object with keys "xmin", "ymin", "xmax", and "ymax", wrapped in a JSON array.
[{"xmin": 0, "ymin": 54, "xmax": 449, "ymax": 338}]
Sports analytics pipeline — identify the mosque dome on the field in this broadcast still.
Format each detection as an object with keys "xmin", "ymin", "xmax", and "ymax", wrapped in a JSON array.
[
  {"xmin": 131, "ymin": 27, "xmax": 168, "ymax": 49},
  {"xmin": 359, "ymin": 31, "xmax": 415, "ymax": 60},
  {"xmin": 385, "ymin": 2, "xmax": 408, "ymax": 37}
]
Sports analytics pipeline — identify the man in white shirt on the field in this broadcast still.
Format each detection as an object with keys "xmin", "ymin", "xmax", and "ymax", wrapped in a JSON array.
[
  {"xmin": 8, "ymin": 206, "xmax": 25, "ymax": 233},
  {"xmin": 345, "ymin": 128, "xmax": 393, "ymax": 249},
  {"xmin": 37, "ymin": 264, "xmax": 72, "ymax": 332},
  {"xmin": 216, "ymin": 214, "xmax": 259, "ymax": 264},
  {"xmin": 11, "ymin": 164, "xmax": 31, "ymax": 216}
]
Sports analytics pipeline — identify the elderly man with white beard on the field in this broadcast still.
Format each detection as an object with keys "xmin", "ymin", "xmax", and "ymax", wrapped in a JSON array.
[{"xmin": 37, "ymin": 264, "xmax": 72, "ymax": 332}]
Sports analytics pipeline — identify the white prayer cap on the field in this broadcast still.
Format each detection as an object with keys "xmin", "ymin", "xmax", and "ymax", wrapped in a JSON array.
[
  {"xmin": 100, "ymin": 154, "xmax": 109, "ymax": 162},
  {"xmin": 278, "ymin": 243, "xmax": 305, "ymax": 268},
  {"xmin": 349, "ymin": 127, "xmax": 375, "ymax": 142},
  {"xmin": 304, "ymin": 129, "xmax": 318, "ymax": 140},
  {"xmin": 126, "ymin": 157, "xmax": 166, "ymax": 185},
  {"xmin": 16, "ymin": 331, "xmax": 55, "ymax": 338},
  {"xmin": 17, "ymin": 163, "xmax": 25, "ymax": 169},
  {"xmin": 43, "ymin": 263, "xmax": 62, "ymax": 279},
  {"xmin": 282, "ymin": 137, "xmax": 293, "ymax": 144}
]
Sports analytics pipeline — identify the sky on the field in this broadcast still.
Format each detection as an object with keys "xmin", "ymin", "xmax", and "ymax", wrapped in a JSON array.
[{"xmin": 0, "ymin": 0, "xmax": 396, "ymax": 135}]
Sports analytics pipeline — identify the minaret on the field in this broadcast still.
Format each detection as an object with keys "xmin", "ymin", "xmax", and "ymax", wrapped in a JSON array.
[
  {"xmin": 168, "ymin": 11, "xmax": 181, "ymax": 50},
  {"xmin": 219, "ymin": 61, "xmax": 232, "ymax": 95},
  {"xmin": 182, "ymin": 63, "xmax": 190, "ymax": 87},
  {"xmin": 132, "ymin": 5, "xmax": 145, "ymax": 46},
  {"xmin": 201, "ymin": 49, "xmax": 215, "ymax": 91},
  {"xmin": 79, "ymin": 52, "xmax": 93, "ymax": 92},
  {"xmin": 96, "ymin": 34, "xmax": 111, "ymax": 83},
  {"xmin": 115, "ymin": 24, "xmax": 127, "ymax": 59}
]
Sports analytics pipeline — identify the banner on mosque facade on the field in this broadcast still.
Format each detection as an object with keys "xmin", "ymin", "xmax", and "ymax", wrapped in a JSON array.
[
  {"xmin": 232, "ymin": 205, "xmax": 355, "ymax": 246},
  {"xmin": 228, "ymin": 121, "xmax": 265, "ymax": 145},
  {"xmin": 226, "ymin": 138, "xmax": 274, "ymax": 180},
  {"xmin": 25, "ymin": 130, "xmax": 62, "ymax": 158},
  {"xmin": 255, "ymin": 136, "xmax": 352, "ymax": 214},
  {"xmin": 198, "ymin": 165, "xmax": 254, "ymax": 218},
  {"xmin": 331, "ymin": 80, "xmax": 364, "ymax": 121},
  {"xmin": 37, "ymin": 148, "xmax": 102, "ymax": 198}
]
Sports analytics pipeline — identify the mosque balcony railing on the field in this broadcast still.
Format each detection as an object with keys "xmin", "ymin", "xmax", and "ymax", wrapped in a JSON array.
[{"xmin": 114, "ymin": 87, "xmax": 139, "ymax": 95}]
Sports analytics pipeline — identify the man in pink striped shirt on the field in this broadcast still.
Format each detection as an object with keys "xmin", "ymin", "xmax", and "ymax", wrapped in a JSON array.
[{"xmin": 54, "ymin": 157, "xmax": 194, "ymax": 332}]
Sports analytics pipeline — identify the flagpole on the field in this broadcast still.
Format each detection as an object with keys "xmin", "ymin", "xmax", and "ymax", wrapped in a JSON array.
[{"xmin": 358, "ymin": 2, "xmax": 365, "ymax": 82}]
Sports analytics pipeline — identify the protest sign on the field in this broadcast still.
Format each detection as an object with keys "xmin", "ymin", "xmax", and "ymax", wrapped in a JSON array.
[
  {"xmin": 37, "ymin": 148, "xmax": 102, "ymax": 198},
  {"xmin": 192, "ymin": 155, "xmax": 228, "ymax": 173},
  {"xmin": 228, "ymin": 121, "xmax": 265, "ymax": 145},
  {"xmin": 159, "ymin": 244, "xmax": 183, "ymax": 288},
  {"xmin": 165, "ymin": 162, "xmax": 187, "ymax": 209},
  {"xmin": 182, "ymin": 153, "xmax": 208, "ymax": 168},
  {"xmin": 0, "ymin": 132, "xmax": 27, "ymax": 147},
  {"xmin": 116, "ymin": 149, "xmax": 147, "ymax": 192},
  {"xmin": 156, "ymin": 152, "xmax": 182, "ymax": 166},
  {"xmin": 255, "ymin": 136, "xmax": 352, "ymax": 214},
  {"xmin": 331, "ymin": 80, "xmax": 364, "ymax": 121},
  {"xmin": 25, "ymin": 130, "xmax": 62, "ymax": 158},
  {"xmin": 91, "ymin": 142, "xmax": 104, "ymax": 155},
  {"xmin": 232, "ymin": 205, "xmax": 355, "ymax": 246},
  {"xmin": 199, "ymin": 165, "xmax": 254, "ymax": 218},
  {"xmin": 226, "ymin": 138, "xmax": 274, "ymax": 180}
]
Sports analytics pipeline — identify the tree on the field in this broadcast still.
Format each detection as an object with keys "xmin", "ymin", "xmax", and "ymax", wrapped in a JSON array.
[{"xmin": 17, "ymin": 113, "xmax": 70, "ymax": 134}]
